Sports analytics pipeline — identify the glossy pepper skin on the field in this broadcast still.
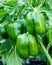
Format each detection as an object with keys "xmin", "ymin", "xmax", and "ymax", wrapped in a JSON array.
[
  {"xmin": 47, "ymin": 19, "xmax": 52, "ymax": 42},
  {"xmin": 5, "ymin": 19, "xmax": 26, "ymax": 40},
  {"xmin": 26, "ymin": 8, "xmax": 46, "ymax": 34},
  {"xmin": 5, "ymin": 21, "xmax": 21, "ymax": 40},
  {"xmin": 16, "ymin": 33, "xmax": 38, "ymax": 59}
]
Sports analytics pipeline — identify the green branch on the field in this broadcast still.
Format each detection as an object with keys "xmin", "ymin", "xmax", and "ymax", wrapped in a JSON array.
[{"xmin": 37, "ymin": 34, "xmax": 52, "ymax": 65}]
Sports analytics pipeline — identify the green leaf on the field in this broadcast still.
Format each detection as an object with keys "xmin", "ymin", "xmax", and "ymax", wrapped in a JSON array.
[
  {"xmin": 0, "ymin": 7, "xmax": 7, "ymax": 18},
  {"xmin": 3, "ymin": 0, "xmax": 18, "ymax": 6},
  {"xmin": 39, "ymin": 7, "xmax": 52, "ymax": 19},
  {"xmin": 0, "ymin": 39, "xmax": 12, "ymax": 54},
  {"xmin": 2, "ymin": 48, "xmax": 22, "ymax": 65},
  {"xmin": 46, "ymin": 0, "xmax": 52, "ymax": 9},
  {"xmin": 0, "ymin": 5, "xmax": 16, "ymax": 18}
]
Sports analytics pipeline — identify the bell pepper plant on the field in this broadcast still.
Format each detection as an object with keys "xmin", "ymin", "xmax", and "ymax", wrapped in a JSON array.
[{"xmin": 0, "ymin": 0, "xmax": 52, "ymax": 65}]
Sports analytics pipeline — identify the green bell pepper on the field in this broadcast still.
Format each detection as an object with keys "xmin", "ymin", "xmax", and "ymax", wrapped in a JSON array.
[
  {"xmin": 26, "ymin": 8, "xmax": 46, "ymax": 34},
  {"xmin": 5, "ymin": 19, "xmax": 26, "ymax": 40},
  {"xmin": 16, "ymin": 33, "xmax": 38, "ymax": 59},
  {"xmin": 48, "ymin": 19, "xmax": 52, "ymax": 42},
  {"xmin": 5, "ymin": 21, "xmax": 21, "ymax": 40},
  {"xmin": 47, "ymin": 19, "xmax": 52, "ymax": 51}
]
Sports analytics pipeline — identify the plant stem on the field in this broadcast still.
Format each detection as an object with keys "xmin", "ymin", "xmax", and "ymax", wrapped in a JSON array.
[{"xmin": 40, "ymin": 42, "xmax": 52, "ymax": 65}]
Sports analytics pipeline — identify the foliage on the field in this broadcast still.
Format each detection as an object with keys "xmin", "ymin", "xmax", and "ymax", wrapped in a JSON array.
[{"xmin": 0, "ymin": 0, "xmax": 52, "ymax": 65}]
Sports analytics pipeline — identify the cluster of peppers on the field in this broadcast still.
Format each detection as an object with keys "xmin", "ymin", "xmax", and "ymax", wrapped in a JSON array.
[{"xmin": 0, "ymin": 0, "xmax": 52, "ymax": 65}]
